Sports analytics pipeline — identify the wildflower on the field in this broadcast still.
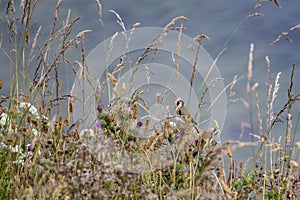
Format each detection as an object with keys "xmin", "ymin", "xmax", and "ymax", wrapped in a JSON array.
[
  {"xmin": 169, "ymin": 121, "xmax": 176, "ymax": 127},
  {"xmin": 79, "ymin": 129, "xmax": 95, "ymax": 138},
  {"xmin": 137, "ymin": 121, "xmax": 143, "ymax": 127},
  {"xmin": 95, "ymin": 121, "xmax": 101, "ymax": 129},
  {"xmin": 27, "ymin": 138, "xmax": 37, "ymax": 152},
  {"xmin": 27, "ymin": 144, "xmax": 33, "ymax": 151},
  {"xmin": 12, "ymin": 154, "xmax": 26, "ymax": 165},
  {"xmin": 97, "ymin": 105, "xmax": 103, "ymax": 112},
  {"xmin": 175, "ymin": 134, "xmax": 181, "ymax": 139},
  {"xmin": 0, "ymin": 112, "xmax": 9, "ymax": 126},
  {"xmin": 0, "ymin": 142, "xmax": 8, "ymax": 148},
  {"xmin": 11, "ymin": 145, "xmax": 20, "ymax": 153},
  {"xmin": 32, "ymin": 128, "xmax": 39, "ymax": 136},
  {"xmin": 19, "ymin": 102, "xmax": 39, "ymax": 118}
]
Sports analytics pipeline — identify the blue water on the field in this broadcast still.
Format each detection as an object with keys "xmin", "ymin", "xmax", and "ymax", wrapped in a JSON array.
[{"xmin": 0, "ymin": 0, "xmax": 299, "ymax": 161}]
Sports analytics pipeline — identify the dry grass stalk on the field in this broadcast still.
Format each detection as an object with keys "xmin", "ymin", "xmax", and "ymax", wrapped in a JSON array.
[
  {"xmin": 199, "ymin": 77, "xmax": 224, "ymax": 110},
  {"xmin": 190, "ymin": 34, "xmax": 211, "ymax": 89},
  {"xmin": 110, "ymin": 10, "xmax": 126, "ymax": 32},
  {"xmin": 247, "ymin": 43, "xmax": 254, "ymax": 95},
  {"xmin": 163, "ymin": 16, "xmax": 189, "ymax": 34},
  {"xmin": 95, "ymin": 0, "xmax": 104, "ymax": 27},
  {"xmin": 269, "ymin": 72, "xmax": 282, "ymax": 122},
  {"xmin": 256, "ymin": 94, "xmax": 263, "ymax": 143},
  {"xmin": 51, "ymin": 0, "xmax": 62, "ymax": 35},
  {"xmin": 229, "ymin": 75, "xmax": 238, "ymax": 97},
  {"xmin": 175, "ymin": 23, "xmax": 183, "ymax": 78},
  {"xmin": 269, "ymin": 31, "xmax": 293, "ymax": 46},
  {"xmin": 30, "ymin": 25, "xmax": 42, "ymax": 56},
  {"xmin": 290, "ymin": 24, "xmax": 300, "ymax": 31},
  {"xmin": 286, "ymin": 113, "xmax": 292, "ymax": 146}
]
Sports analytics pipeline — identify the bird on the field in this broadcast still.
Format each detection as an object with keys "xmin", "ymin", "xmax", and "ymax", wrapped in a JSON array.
[{"xmin": 174, "ymin": 98, "xmax": 197, "ymax": 125}]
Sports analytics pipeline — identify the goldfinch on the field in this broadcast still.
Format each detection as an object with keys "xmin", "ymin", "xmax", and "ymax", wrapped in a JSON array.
[{"xmin": 174, "ymin": 98, "xmax": 197, "ymax": 125}]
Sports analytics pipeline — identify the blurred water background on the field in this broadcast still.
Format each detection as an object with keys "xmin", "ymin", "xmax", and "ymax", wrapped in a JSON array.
[{"xmin": 0, "ymin": 0, "xmax": 299, "ymax": 161}]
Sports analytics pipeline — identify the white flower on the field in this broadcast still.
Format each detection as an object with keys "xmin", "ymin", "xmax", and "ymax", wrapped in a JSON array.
[
  {"xmin": 41, "ymin": 115, "xmax": 48, "ymax": 120},
  {"xmin": 32, "ymin": 128, "xmax": 39, "ymax": 136},
  {"xmin": 11, "ymin": 145, "xmax": 20, "ymax": 153},
  {"xmin": 79, "ymin": 129, "xmax": 95, "ymax": 138},
  {"xmin": 19, "ymin": 102, "xmax": 40, "ymax": 118},
  {"xmin": 19, "ymin": 102, "xmax": 31, "ymax": 108},
  {"xmin": 169, "ymin": 121, "xmax": 177, "ymax": 127},
  {"xmin": 0, "ymin": 142, "xmax": 8, "ymax": 148},
  {"xmin": 0, "ymin": 112, "xmax": 9, "ymax": 126},
  {"xmin": 13, "ymin": 154, "xmax": 25, "ymax": 165}
]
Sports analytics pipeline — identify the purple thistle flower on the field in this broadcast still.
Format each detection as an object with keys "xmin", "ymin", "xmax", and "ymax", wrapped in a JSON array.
[
  {"xmin": 137, "ymin": 121, "xmax": 143, "ymax": 127},
  {"xmin": 27, "ymin": 144, "xmax": 33, "ymax": 151},
  {"xmin": 95, "ymin": 121, "xmax": 101, "ymax": 129},
  {"xmin": 97, "ymin": 105, "xmax": 103, "ymax": 112},
  {"xmin": 175, "ymin": 134, "xmax": 181, "ymax": 139}
]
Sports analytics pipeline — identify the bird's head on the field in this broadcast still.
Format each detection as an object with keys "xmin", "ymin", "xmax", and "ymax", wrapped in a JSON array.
[{"xmin": 175, "ymin": 98, "xmax": 184, "ymax": 108}]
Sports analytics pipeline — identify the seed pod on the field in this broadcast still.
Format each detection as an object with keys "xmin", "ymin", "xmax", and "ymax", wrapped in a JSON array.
[
  {"xmin": 171, "ymin": 168, "xmax": 176, "ymax": 183},
  {"xmin": 188, "ymin": 146, "xmax": 193, "ymax": 163},
  {"xmin": 133, "ymin": 101, "xmax": 138, "ymax": 119},
  {"xmin": 143, "ymin": 117, "xmax": 150, "ymax": 135},
  {"xmin": 68, "ymin": 100, "xmax": 73, "ymax": 113},
  {"xmin": 163, "ymin": 121, "xmax": 169, "ymax": 139}
]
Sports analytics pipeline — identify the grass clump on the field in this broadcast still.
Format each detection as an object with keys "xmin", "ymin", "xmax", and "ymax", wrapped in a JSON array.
[{"xmin": 0, "ymin": 0, "xmax": 300, "ymax": 199}]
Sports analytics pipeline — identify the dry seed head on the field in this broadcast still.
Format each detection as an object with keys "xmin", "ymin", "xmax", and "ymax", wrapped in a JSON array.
[
  {"xmin": 31, "ymin": 119, "xmax": 38, "ymax": 126},
  {"xmin": 68, "ymin": 100, "xmax": 73, "ymax": 113},
  {"xmin": 147, "ymin": 136, "xmax": 156, "ymax": 151},
  {"xmin": 290, "ymin": 24, "xmax": 300, "ymax": 31},
  {"xmin": 163, "ymin": 121, "xmax": 169, "ymax": 139},
  {"xmin": 188, "ymin": 146, "xmax": 193, "ymax": 162},
  {"xmin": 27, "ymin": 115, "xmax": 31, "ymax": 123},
  {"xmin": 107, "ymin": 73, "xmax": 117, "ymax": 86},
  {"xmin": 246, "ymin": 13, "xmax": 264, "ymax": 19},
  {"xmin": 270, "ymin": 32, "xmax": 289, "ymax": 46},
  {"xmin": 143, "ymin": 117, "xmax": 150, "ymax": 135},
  {"xmin": 64, "ymin": 118, "xmax": 69, "ymax": 126},
  {"xmin": 171, "ymin": 168, "xmax": 176, "ymax": 183},
  {"xmin": 133, "ymin": 101, "xmax": 138, "ymax": 119},
  {"xmin": 196, "ymin": 134, "xmax": 203, "ymax": 151},
  {"xmin": 238, "ymin": 162, "xmax": 243, "ymax": 174}
]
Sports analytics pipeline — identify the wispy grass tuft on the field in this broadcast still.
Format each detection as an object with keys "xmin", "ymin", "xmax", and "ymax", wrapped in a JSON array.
[{"xmin": 0, "ymin": 1, "xmax": 299, "ymax": 199}]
